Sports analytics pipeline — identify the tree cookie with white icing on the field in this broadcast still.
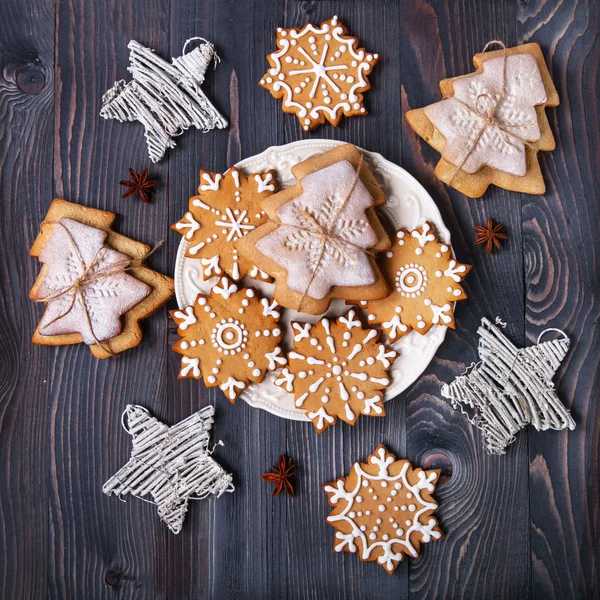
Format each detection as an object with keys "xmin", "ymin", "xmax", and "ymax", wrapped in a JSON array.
[
  {"xmin": 29, "ymin": 199, "xmax": 174, "ymax": 358},
  {"xmin": 171, "ymin": 277, "xmax": 286, "ymax": 402},
  {"xmin": 172, "ymin": 167, "xmax": 276, "ymax": 282},
  {"xmin": 358, "ymin": 222, "xmax": 471, "ymax": 341},
  {"xmin": 323, "ymin": 445, "xmax": 442, "ymax": 574},
  {"xmin": 236, "ymin": 144, "xmax": 390, "ymax": 315},
  {"xmin": 259, "ymin": 16, "xmax": 379, "ymax": 132},
  {"xmin": 405, "ymin": 43, "xmax": 559, "ymax": 197},
  {"xmin": 274, "ymin": 309, "xmax": 397, "ymax": 433}
]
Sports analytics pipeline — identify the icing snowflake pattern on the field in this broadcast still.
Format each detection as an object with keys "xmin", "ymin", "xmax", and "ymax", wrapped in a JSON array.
[
  {"xmin": 260, "ymin": 16, "xmax": 379, "ymax": 131},
  {"xmin": 275, "ymin": 309, "xmax": 397, "ymax": 432},
  {"xmin": 323, "ymin": 445, "xmax": 442, "ymax": 574},
  {"xmin": 35, "ymin": 218, "xmax": 151, "ymax": 344},
  {"xmin": 255, "ymin": 160, "xmax": 380, "ymax": 300},
  {"xmin": 362, "ymin": 223, "xmax": 471, "ymax": 341},
  {"xmin": 424, "ymin": 53, "xmax": 547, "ymax": 176},
  {"xmin": 172, "ymin": 167, "xmax": 276, "ymax": 281},
  {"xmin": 171, "ymin": 277, "xmax": 285, "ymax": 402}
]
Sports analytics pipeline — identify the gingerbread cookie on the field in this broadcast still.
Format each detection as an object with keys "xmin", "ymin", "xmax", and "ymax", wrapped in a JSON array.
[
  {"xmin": 274, "ymin": 309, "xmax": 396, "ymax": 432},
  {"xmin": 29, "ymin": 199, "xmax": 174, "ymax": 358},
  {"xmin": 323, "ymin": 445, "xmax": 442, "ymax": 574},
  {"xmin": 260, "ymin": 15, "xmax": 379, "ymax": 131},
  {"xmin": 171, "ymin": 276, "xmax": 286, "ymax": 402},
  {"xmin": 172, "ymin": 167, "xmax": 276, "ymax": 282},
  {"xmin": 236, "ymin": 144, "xmax": 390, "ymax": 315},
  {"xmin": 405, "ymin": 43, "xmax": 559, "ymax": 197},
  {"xmin": 359, "ymin": 222, "xmax": 471, "ymax": 341}
]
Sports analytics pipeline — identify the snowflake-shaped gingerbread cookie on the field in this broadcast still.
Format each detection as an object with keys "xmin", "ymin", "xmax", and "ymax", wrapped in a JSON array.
[
  {"xmin": 361, "ymin": 222, "xmax": 471, "ymax": 341},
  {"xmin": 260, "ymin": 16, "xmax": 379, "ymax": 131},
  {"xmin": 172, "ymin": 167, "xmax": 276, "ymax": 281},
  {"xmin": 275, "ymin": 309, "xmax": 397, "ymax": 432},
  {"xmin": 323, "ymin": 445, "xmax": 442, "ymax": 574},
  {"xmin": 171, "ymin": 277, "xmax": 286, "ymax": 402}
]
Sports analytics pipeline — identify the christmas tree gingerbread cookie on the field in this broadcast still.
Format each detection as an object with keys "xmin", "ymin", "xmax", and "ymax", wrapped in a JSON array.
[
  {"xmin": 406, "ymin": 43, "xmax": 559, "ymax": 197},
  {"xmin": 260, "ymin": 15, "xmax": 379, "ymax": 131},
  {"xmin": 360, "ymin": 222, "xmax": 471, "ymax": 341},
  {"xmin": 172, "ymin": 166, "xmax": 276, "ymax": 282},
  {"xmin": 236, "ymin": 144, "xmax": 391, "ymax": 315},
  {"xmin": 323, "ymin": 445, "xmax": 442, "ymax": 574},
  {"xmin": 29, "ymin": 199, "xmax": 174, "ymax": 358},
  {"xmin": 274, "ymin": 309, "xmax": 397, "ymax": 432},
  {"xmin": 171, "ymin": 277, "xmax": 286, "ymax": 402}
]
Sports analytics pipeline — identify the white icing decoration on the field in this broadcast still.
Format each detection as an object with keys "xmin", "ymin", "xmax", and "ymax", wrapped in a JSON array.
[
  {"xmin": 292, "ymin": 322, "xmax": 311, "ymax": 341},
  {"xmin": 180, "ymin": 356, "xmax": 200, "ymax": 378},
  {"xmin": 382, "ymin": 314, "xmax": 408, "ymax": 339},
  {"xmin": 261, "ymin": 298, "xmax": 280, "ymax": 318},
  {"xmin": 376, "ymin": 345, "xmax": 396, "ymax": 369},
  {"xmin": 275, "ymin": 368, "xmax": 295, "ymax": 392},
  {"xmin": 200, "ymin": 173, "xmax": 222, "ymax": 191},
  {"xmin": 220, "ymin": 377, "xmax": 245, "ymax": 400},
  {"xmin": 265, "ymin": 347, "xmax": 286, "ymax": 370},
  {"xmin": 215, "ymin": 208, "xmax": 255, "ymax": 242},
  {"xmin": 174, "ymin": 212, "xmax": 200, "ymax": 240},
  {"xmin": 430, "ymin": 303, "xmax": 453, "ymax": 325},
  {"xmin": 254, "ymin": 172, "xmax": 275, "ymax": 192},
  {"xmin": 444, "ymin": 259, "xmax": 468, "ymax": 282},
  {"xmin": 339, "ymin": 309, "xmax": 361, "ymax": 329},
  {"xmin": 411, "ymin": 222, "xmax": 435, "ymax": 247},
  {"xmin": 308, "ymin": 407, "xmax": 336, "ymax": 431},
  {"xmin": 173, "ymin": 306, "xmax": 197, "ymax": 331},
  {"xmin": 213, "ymin": 277, "xmax": 238, "ymax": 299},
  {"xmin": 201, "ymin": 256, "xmax": 222, "ymax": 276}
]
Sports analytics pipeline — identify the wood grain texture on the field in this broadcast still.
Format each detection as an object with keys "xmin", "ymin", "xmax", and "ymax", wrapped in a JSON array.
[{"xmin": 0, "ymin": 0, "xmax": 598, "ymax": 599}]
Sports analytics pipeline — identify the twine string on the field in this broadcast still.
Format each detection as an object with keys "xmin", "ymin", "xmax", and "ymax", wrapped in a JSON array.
[
  {"xmin": 34, "ymin": 221, "xmax": 161, "ymax": 356},
  {"xmin": 445, "ymin": 40, "xmax": 541, "ymax": 186}
]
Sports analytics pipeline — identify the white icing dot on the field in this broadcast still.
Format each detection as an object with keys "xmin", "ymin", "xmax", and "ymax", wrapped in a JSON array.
[
  {"xmin": 207, "ymin": 376, "xmax": 216, "ymax": 384},
  {"xmin": 252, "ymin": 368, "xmax": 261, "ymax": 377},
  {"xmin": 378, "ymin": 505, "xmax": 386, "ymax": 513},
  {"xmin": 356, "ymin": 496, "xmax": 363, "ymax": 503}
]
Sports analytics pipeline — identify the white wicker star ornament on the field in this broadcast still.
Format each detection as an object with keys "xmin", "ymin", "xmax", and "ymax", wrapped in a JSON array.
[
  {"xmin": 103, "ymin": 404, "xmax": 234, "ymax": 533},
  {"xmin": 441, "ymin": 318, "xmax": 575, "ymax": 454}
]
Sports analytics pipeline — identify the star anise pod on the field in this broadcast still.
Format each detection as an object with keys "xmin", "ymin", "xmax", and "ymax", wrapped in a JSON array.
[
  {"xmin": 261, "ymin": 455, "xmax": 298, "ymax": 497},
  {"xmin": 474, "ymin": 217, "xmax": 509, "ymax": 253},
  {"xmin": 120, "ymin": 168, "xmax": 158, "ymax": 203}
]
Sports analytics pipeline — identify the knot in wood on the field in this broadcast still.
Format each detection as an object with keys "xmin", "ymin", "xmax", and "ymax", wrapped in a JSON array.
[{"xmin": 17, "ymin": 65, "xmax": 45, "ymax": 94}]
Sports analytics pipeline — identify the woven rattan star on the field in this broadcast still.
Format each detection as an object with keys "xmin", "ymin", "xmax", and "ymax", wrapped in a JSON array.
[
  {"xmin": 120, "ymin": 168, "xmax": 158, "ymax": 204},
  {"xmin": 261, "ymin": 455, "xmax": 298, "ymax": 497},
  {"xmin": 474, "ymin": 217, "xmax": 508, "ymax": 252}
]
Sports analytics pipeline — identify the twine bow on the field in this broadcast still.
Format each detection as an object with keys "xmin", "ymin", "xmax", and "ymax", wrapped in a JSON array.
[
  {"xmin": 446, "ymin": 40, "xmax": 541, "ymax": 185},
  {"xmin": 35, "ymin": 221, "xmax": 160, "ymax": 356},
  {"xmin": 269, "ymin": 155, "xmax": 374, "ymax": 311}
]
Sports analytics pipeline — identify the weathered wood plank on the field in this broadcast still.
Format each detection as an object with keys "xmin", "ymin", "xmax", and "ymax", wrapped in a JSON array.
[
  {"xmin": 0, "ymin": 0, "xmax": 54, "ymax": 598},
  {"xmin": 519, "ymin": 1, "xmax": 600, "ymax": 598}
]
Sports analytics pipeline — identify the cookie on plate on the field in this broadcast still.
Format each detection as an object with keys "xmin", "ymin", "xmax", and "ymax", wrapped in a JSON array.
[
  {"xmin": 29, "ymin": 199, "xmax": 174, "ymax": 358},
  {"xmin": 323, "ymin": 445, "xmax": 442, "ymax": 574},
  {"xmin": 274, "ymin": 309, "xmax": 397, "ymax": 432},
  {"xmin": 358, "ymin": 222, "xmax": 471, "ymax": 341},
  {"xmin": 172, "ymin": 166, "xmax": 276, "ymax": 282},
  {"xmin": 405, "ymin": 43, "xmax": 559, "ymax": 197},
  {"xmin": 260, "ymin": 15, "xmax": 379, "ymax": 132},
  {"xmin": 171, "ymin": 277, "xmax": 286, "ymax": 402},
  {"xmin": 236, "ymin": 144, "xmax": 391, "ymax": 315}
]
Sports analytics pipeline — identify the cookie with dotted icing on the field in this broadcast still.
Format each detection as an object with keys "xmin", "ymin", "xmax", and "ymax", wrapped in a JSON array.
[
  {"xmin": 323, "ymin": 445, "xmax": 442, "ymax": 574},
  {"xmin": 405, "ymin": 43, "xmax": 559, "ymax": 197},
  {"xmin": 171, "ymin": 276, "xmax": 285, "ymax": 402},
  {"xmin": 29, "ymin": 199, "xmax": 174, "ymax": 359},
  {"xmin": 274, "ymin": 309, "xmax": 397, "ymax": 432},
  {"xmin": 236, "ymin": 144, "xmax": 390, "ymax": 315},
  {"xmin": 359, "ymin": 222, "xmax": 471, "ymax": 341},
  {"xmin": 259, "ymin": 15, "xmax": 379, "ymax": 132},
  {"xmin": 172, "ymin": 166, "xmax": 276, "ymax": 282}
]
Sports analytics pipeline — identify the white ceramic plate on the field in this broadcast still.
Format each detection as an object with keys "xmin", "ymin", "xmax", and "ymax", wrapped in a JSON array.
[{"xmin": 175, "ymin": 139, "xmax": 450, "ymax": 421}]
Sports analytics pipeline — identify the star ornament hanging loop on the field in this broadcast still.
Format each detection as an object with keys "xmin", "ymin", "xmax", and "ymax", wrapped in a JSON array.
[{"xmin": 441, "ymin": 317, "xmax": 575, "ymax": 455}]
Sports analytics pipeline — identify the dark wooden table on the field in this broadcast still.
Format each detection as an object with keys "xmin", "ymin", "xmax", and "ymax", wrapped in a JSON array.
[{"xmin": 1, "ymin": 1, "xmax": 598, "ymax": 599}]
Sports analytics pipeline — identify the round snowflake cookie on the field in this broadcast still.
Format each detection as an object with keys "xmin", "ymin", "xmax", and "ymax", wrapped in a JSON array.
[
  {"xmin": 171, "ymin": 277, "xmax": 286, "ymax": 402},
  {"xmin": 171, "ymin": 166, "xmax": 276, "ymax": 282},
  {"xmin": 323, "ymin": 445, "xmax": 442, "ymax": 574},
  {"xmin": 259, "ymin": 16, "xmax": 379, "ymax": 132},
  {"xmin": 274, "ymin": 309, "xmax": 397, "ymax": 432},
  {"xmin": 360, "ymin": 222, "xmax": 472, "ymax": 341}
]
